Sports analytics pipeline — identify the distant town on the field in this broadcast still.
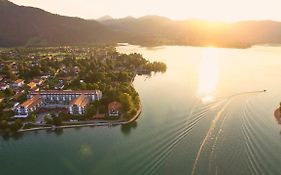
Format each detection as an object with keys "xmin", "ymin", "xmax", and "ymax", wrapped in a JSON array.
[{"xmin": 0, "ymin": 46, "xmax": 166, "ymax": 134}]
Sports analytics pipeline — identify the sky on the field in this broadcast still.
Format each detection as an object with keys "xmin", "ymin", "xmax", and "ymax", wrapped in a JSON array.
[{"xmin": 9, "ymin": 0, "xmax": 281, "ymax": 22}]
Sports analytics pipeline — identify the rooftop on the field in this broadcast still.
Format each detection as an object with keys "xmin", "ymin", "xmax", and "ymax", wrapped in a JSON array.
[
  {"xmin": 108, "ymin": 101, "xmax": 122, "ymax": 111},
  {"xmin": 27, "ymin": 82, "xmax": 37, "ymax": 88},
  {"xmin": 15, "ymin": 79, "xmax": 24, "ymax": 84},
  {"xmin": 69, "ymin": 94, "xmax": 90, "ymax": 107},
  {"xmin": 21, "ymin": 94, "xmax": 42, "ymax": 109}
]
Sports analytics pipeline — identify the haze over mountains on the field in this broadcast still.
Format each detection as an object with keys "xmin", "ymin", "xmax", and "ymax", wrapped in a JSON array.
[{"xmin": 1, "ymin": 0, "xmax": 281, "ymax": 47}]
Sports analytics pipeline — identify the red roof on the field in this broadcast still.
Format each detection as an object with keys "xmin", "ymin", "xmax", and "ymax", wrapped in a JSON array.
[
  {"xmin": 108, "ymin": 101, "xmax": 122, "ymax": 111},
  {"xmin": 69, "ymin": 94, "xmax": 90, "ymax": 107},
  {"xmin": 15, "ymin": 79, "xmax": 24, "ymax": 84},
  {"xmin": 21, "ymin": 94, "xmax": 42, "ymax": 109}
]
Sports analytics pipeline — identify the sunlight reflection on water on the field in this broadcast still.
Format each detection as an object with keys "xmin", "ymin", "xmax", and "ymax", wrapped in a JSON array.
[{"xmin": 198, "ymin": 48, "xmax": 219, "ymax": 103}]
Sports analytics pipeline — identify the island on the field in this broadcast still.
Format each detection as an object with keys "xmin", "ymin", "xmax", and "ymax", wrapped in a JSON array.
[
  {"xmin": 0, "ymin": 45, "xmax": 166, "ymax": 135},
  {"xmin": 274, "ymin": 103, "xmax": 281, "ymax": 125}
]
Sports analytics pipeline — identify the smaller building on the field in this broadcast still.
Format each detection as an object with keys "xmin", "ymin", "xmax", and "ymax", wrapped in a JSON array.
[
  {"xmin": 16, "ymin": 94, "xmax": 43, "ymax": 116},
  {"xmin": 32, "ymin": 78, "xmax": 45, "ymax": 86},
  {"xmin": 27, "ymin": 82, "xmax": 39, "ymax": 91},
  {"xmin": 108, "ymin": 101, "xmax": 122, "ymax": 117},
  {"xmin": 13, "ymin": 79, "xmax": 25, "ymax": 88},
  {"xmin": 0, "ymin": 83, "xmax": 10, "ymax": 90},
  {"xmin": 68, "ymin": 94, "xmax": 90, "ymax": 115},
  {"xmin": 27, "ymin": 82, "xmax": 37, "ymax": 88},
  {"xmin": 54, "ymin": 80, "xmax": 65, "ymax": 90}
]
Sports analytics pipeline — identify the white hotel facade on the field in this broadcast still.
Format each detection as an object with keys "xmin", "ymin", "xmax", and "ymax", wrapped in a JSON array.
[{"xmin": 16, "ymin": 90, "xmax": 102, "ymax": 116}]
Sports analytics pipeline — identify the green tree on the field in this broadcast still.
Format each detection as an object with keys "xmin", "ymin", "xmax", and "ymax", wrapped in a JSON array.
[
  {"xmin": 28, "ymin": 113, "xmax": 37, "ymax": 122},
  {"xmin": 0, "ymin": 120, "xmax": 8, "ymax": 130},
  {"xmin": 119, "ymin": 93, "xmax": 133, "ymax": 112},
  {"xmin": 2, "ymin": 65, "xmax": 17, "ymax": 80},
  {"xmin": 58, "ymin": 112, "xmax": 72, "ymax": 121},
  {"xmin": 10, "ymin": 119, "xmax": 23, "ymax": 132},
  {"xmin": 44, "ymin": 114, "xmax": 52, "ymax": 124},
  {"xmin": 4, "ymin": 88, "xmax": 14, "ymax": 97},
  {"xmin": 52, "ymin": 115, "xmax": 62, "ymax": 126},
  {"xmin": 85, "ymin": 104, "xmax": 97, "ymax": 118}
]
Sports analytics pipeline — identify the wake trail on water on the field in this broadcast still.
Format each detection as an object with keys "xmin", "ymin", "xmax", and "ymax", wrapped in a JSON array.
[
  {"xmin": 241, "ymin": 99, "xmax": 275, "ymax": 175},
  {"xmin": 144, "ymin": 90, "xmax": 266, "ymax": 175},
  {"xmin": 127, "ymin": 90, "xmax": 265, "ymax": 175},
  {"xmin": 120, "ymin": 105, "xmax": 212, "ymax": 175},
  {"xmin": 241, "ymin": 100, "xmax": 263, "ymax": 175},
  {"xmin": 191, "ymin": 90, "xmax": 266, "ymax": 175},
  {"xmin": 140, "ymin": 99, "xmax": 225, "ymax": 175},
  {"xmin": 191, "ymin": 99, "xmax": 233, "ymax": 175},
  {"xmin": 208, "ymin": 105, "xmax": 233, "ymax": 174}
]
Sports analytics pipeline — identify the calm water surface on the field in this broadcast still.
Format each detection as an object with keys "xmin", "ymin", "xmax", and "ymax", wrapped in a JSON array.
[{"xmin": 0, "ymin": 45, "xmax": 281, "ymax": 175}]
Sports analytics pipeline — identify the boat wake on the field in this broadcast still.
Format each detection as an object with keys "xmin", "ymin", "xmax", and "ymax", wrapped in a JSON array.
[
  {"xmin": 120, "ymin": 90, "xmax": 266, "ymax": 175},
  {"xmin": 191, "ymin": 90, "xmax": 266, "ymax": 175}
]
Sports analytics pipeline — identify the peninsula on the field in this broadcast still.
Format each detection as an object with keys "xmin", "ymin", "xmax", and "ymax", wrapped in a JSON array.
[{"xmin": 0, "ymin": 45, "xmax": 166, "ymax": 134}]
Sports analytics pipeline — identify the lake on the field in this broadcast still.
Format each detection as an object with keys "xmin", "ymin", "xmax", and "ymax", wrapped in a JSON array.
[{"xmin": 0, "ymin": 45, "xmax": 281, "ymax": 175}]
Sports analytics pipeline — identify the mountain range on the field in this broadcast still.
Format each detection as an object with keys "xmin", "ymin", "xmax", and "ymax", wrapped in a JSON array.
[{"xmin": 1, "ymin": 0, "xmax": 281, "ymax": 48}]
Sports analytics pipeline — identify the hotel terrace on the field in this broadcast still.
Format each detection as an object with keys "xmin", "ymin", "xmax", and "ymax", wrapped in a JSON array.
[{"xmin": 16, "ymin": 90, "xmax": 102, "ymax": 117}]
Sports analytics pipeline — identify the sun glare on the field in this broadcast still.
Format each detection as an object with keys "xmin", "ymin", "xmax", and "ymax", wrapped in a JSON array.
[{"xmin": 198, "ymin": 48, "xmax": 219, "ymax": 102}]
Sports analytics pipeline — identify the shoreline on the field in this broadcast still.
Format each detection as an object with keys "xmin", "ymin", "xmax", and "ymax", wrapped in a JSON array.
[
  {"xmin": 17, "ymin": 103, "xmax": 142, "ymax": 133},
  {"xmin": 117, "ymin": 42, "xmax": 252, "ymax": 49},
  {"xmin": 274, "ymin": 108, "xmax": 281, "ymax": 124},
  {"xmin": 16, "ymin": 82, "xmax": 143, "ymax": 134}
]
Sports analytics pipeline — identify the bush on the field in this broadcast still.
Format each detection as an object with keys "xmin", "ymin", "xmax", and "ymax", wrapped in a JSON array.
[
  {"xmin": 27, "ymin": 113, "xmax": 37, "ymax": 122},
  {"xmin": 58, "ymin": 112, "xmax": 71, "ymax": 121},
  {"xmin": 10, "ymin": 119, "xmax": 23, "ymax": 132},
  {"xmin": 85, "ymin": 104, "xmax": 97, "ymax": 119},
  {"xmin": 0, "ymin": 120, "xmax": 8, "ymax": 130},
  {"xmin": 44, "ymin": 115, "xmax": 52, "ymax": 124},
  {"xmin": 131, "ymin": 109, "xmax": 137, "ymax": 116}
]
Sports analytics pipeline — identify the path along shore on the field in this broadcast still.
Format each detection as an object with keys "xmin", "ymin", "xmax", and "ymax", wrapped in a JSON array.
[{"xmin": 18, "ymin": 103, "xmax": 142, "ymax": 133}]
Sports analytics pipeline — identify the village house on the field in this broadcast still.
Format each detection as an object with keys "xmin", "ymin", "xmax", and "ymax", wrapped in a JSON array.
[
  {"xmin": 32, "ymin": 77, "xmax": 45, "ymax": 86},
  {"xmin": 0, "ymin": 83, "xmax": 10, "ymax": 90},
  {"xmin": 10, "ymin": 62, "xmax": 18, "ymax": 74},
  {"xmin": 12, "ymin": 79, "xmax": 25, "ymax": 88},
  {"xmin": 27, "ymin": 82, "xmax": 39, "ymax": 91},
  {"xmin": 54, "ymin": 80, "xmax": 65, "ymax": 90},
  {"xmin": 108, "ymin": 101, "xmax": 122, "ymax": 117}
]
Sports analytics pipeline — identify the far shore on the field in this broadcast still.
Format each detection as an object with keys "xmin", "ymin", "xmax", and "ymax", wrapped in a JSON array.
[
  {"xmin": 17, "ymin": 103, "xmax": 142, "ymax": 133},
  {"xmin": 274, "ymin": 108, "xmax": 281, "ymax": 124},
  {"xmin": 118, "ymin": 42, "xmax": 252, "ymax": 49}
]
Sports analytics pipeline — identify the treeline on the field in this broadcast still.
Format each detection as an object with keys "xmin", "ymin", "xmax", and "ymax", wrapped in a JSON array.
[{"xmin": 144, "ymin": 61, "xmax": 167, "ymax": 73}]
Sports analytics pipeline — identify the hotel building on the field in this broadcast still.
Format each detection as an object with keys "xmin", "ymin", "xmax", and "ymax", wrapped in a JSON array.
[
  {"xmin": 16, "ymin": 90, "xmax": 102, "ymax": 116},
  {"xmin": 16, "ymin": 94, "xmax": 43, "ymax": 116},
  {"xmin": 68, "ymin": 94, "xmax": 90, "ymax": 115}
]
